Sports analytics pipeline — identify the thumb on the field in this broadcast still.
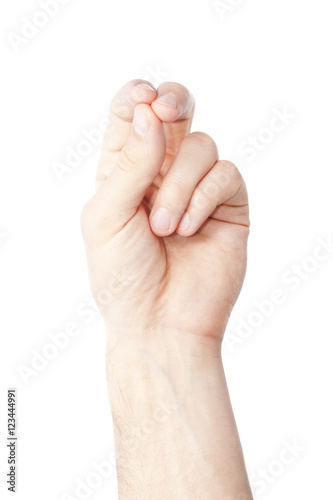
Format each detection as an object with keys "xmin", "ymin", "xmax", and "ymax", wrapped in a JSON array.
[{"xmin": 94, "ymin": 103, "xmax": 166, "ymax": 232}]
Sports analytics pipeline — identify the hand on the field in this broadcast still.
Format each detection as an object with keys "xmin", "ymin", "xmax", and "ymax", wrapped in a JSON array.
[
  {"xmin": 81, "ymin": 80, "xmax": 249, "ymax": 352},
  {"xmin": 81, "ymin": 80, "xmax": 253, "ymax": 500}
]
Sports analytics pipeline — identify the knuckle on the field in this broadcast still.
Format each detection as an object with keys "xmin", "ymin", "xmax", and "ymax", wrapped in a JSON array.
[
  {"xmin": 111, "ymin": 99, "xmax": 132, "ymax": 121},
  {"xmin": 164, "ymin": 177, "xmax": 185, "ymax": 202},
  {"xmin": 156, "ymin": 174, "xmax": 189, "ymax": 212},
  {"xmin": 117, "ymin": 146, "xmax": 137, "ymax": 172},
  {"xmin": 216, "ymin": 160, "xmax": 242, "ymax": 183},
  {"xmin": 219, "ymin": 159, "xmax": 238, "ymax": 174},
  {"xmin": 110, "ymin": 85, "xmax": 133, "ymax": 121},
  {"xmin": 187, "ymin": 132, "xmax": 217, "ymax": 153}
]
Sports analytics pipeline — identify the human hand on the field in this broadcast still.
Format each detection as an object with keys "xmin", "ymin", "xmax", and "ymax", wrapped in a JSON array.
[
  {"xmin": 81, "ymin": 80, "xmax": 249, "ymax": 353},
  {"xmin": 81, "ymin": 80, "xmax": 253, "ymax": 500}
]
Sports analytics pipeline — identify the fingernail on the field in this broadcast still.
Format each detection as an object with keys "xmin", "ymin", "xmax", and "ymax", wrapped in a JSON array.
[
  {"xmin": 151, "ymin": 208, "xmax": 171, "ymax": 233},
  {"xmin": 155, "ymin": 93, "xmax": 178, "ymax": 108},
  {"xmin": 137, "ymin": 82, "xmax": 156, "ymax": 92},
  {"xmin": 178, "ymin": 212, "xmax": 190, "ymax": 231},
  {"xmin": 133, "ymin": 106, "xmax": 150, "ymax": 136}
]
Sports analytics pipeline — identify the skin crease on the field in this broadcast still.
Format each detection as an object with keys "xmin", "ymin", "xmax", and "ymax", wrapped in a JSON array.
[{"xmin": 81, "ymin": 80, "xmax": 253, "ymax": 499}]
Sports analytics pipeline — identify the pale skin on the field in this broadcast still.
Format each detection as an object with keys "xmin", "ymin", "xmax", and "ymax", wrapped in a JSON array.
[{"xmin": 81, "ymin": 80, "xmax": 253, "ymax": 499}]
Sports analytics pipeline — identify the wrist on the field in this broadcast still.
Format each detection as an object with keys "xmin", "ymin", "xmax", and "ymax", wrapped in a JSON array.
[
  {"xmin": 105, "ymin": 323, "xmax": 224, "ymax": 365},
  {"xmin": 105, "ymin": 329, "xmax": 252, "ymax": 500},
  {"xmin": 106, "ymin": 326, "xmax": 224, "ymax": 416}
]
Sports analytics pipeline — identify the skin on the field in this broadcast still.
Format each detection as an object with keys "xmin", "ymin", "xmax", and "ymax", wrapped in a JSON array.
[{"xmin": 81, "ymin": 80, "xmax": 253, "ymax": 500}]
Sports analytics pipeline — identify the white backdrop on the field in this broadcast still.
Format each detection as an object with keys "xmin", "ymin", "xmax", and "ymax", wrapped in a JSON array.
[{"xmin": 1, "ymin": 0, "xmax": 332, "ymax": 499}]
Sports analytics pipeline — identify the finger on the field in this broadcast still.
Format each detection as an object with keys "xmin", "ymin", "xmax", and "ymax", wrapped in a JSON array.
[
  {"xmin": 96, "ymin": 79, "xmax": 157, "ymax": 189},
  {"xmin": 149, "ymin": 132, "xmax": 218, "ymax": 236},
  {"xmin": 86, "ymin": 104, "xmax": 166, "ymax": 235},
  {"xmin": 151, "ymin": 82, "xmax": 195, "ymax": 157},
  {"xmin": 175, "ymin": 161, "xmax": 249, "ymax": 236}
]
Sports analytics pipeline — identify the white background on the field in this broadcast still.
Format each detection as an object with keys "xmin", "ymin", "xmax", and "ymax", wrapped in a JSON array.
[{"xmin": 1, "ymin": 0, "xmax": 332, "ymax": 499}]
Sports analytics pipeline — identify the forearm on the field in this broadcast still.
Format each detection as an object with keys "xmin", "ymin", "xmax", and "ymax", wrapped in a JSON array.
[{"xmin": 106, "ymin": 330, "xmax": 253, "ymax": 500}]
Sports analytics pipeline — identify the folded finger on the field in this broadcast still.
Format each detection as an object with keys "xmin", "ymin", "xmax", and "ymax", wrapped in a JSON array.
[
  {"xmin": 176, "ymin": 161, "xmax": 249, "ymax": 236},
  {"xmin": 96, "ymin": 79, "xmax": 157, "ymax": 189},
  {"xmin": 149, "ymin": 132, "xmax": 218, "ymax": 236}
]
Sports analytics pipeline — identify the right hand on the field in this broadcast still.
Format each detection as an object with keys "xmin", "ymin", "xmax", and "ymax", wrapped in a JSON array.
[{"xmin": 81, "ymin": 80, "xmax": 249, "ymax": 352}]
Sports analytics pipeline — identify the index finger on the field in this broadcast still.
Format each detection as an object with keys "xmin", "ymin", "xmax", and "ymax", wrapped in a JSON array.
[{"xmin": 96, "ymin": 79, "xmax": 157, "ymax": 186}]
